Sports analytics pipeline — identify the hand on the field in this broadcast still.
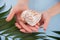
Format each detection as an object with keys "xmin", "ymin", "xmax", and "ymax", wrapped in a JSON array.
[
  {"xmin": 42, "ymin": 2, "xmax": 60, "ymax": 31},
  {"xmin": 15, "ymin": 21, "xmax": 40, "ymax": 33},
  {"xmin": 6, "ymin": 5, "xmax": 41, "ymax": 33},
  {"xmin": 6, "ymin": 4, "xmax": 28, "ymax": 22},
  {"xmin": 15, "ymin": 12, "xmax": 41, "ymax": 33},
  {"xmin": 40, "ymin": 12, "xmax": 51, "ymax": 31}
]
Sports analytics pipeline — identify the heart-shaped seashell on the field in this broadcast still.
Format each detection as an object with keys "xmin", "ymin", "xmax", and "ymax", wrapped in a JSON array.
[{"xmin": 21, "ymin": 10, "xmax": 41, "ymax": 26}]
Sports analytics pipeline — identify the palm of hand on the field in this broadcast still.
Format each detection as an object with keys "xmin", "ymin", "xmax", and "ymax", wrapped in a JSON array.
[
  {"xmin": 6, "ymin": 5, "xmax": 40, "ymax": 33},
  {"xmin": 41, "ymin": 12, "xmax": 51, "ymax": 31}
]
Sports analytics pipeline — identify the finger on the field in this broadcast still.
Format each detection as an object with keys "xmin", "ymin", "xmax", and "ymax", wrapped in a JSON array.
[
  {"xmin": 6, "ymin": 8, "xmax": 15, "ymax": 22},
  {"xmin": 35, "ymin": 25, "xmax": 39, "ymax": 29},
  {"xmin": 20, "ymin": 29, "xmax": 32, "ymax": 33},
  {"xmin": 29, "ymin": 27, "xmax": 38, "ymax": 32},
  {"xmin": 43, "ymin": 18, "xmax": 50, "ymax": 31},
  {"xmin": 20, "ymin": 17, "xmax": 25, "ymax": 22},
  {"xmin": 27, "ymin": 25, "xmax": 38, "ymax": 32},
  {"xmin": 15, "ymin": 22, "xmax": 21, "ymax": 29},
  {"xmin": 16, "ymin": 15, "xmax": 32, "ymax": 33},
  {"xmin": 39, "ymin": 14, "xmax": 44, "ymax": 25},
  {"xmin": 36, "ymin": 23, "xmax": 40, "ymax": 26},
  {"xmin": 20, "ymin": 29, "xmax": 31, "ymax": 33},
  {"xmin": 15, "ymin": 22, "xmax": 29, "ymax": 33},
  {"xmin": 20, "ymin": 29, "xmax": 26, "ymax": 33},
  {"xmin": 19, "ymin": 21, "xmax": 32, "ymax": 32}
]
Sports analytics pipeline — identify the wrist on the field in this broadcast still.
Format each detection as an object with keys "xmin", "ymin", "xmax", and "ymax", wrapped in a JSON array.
[{"xmin": 47, "ymin": 2, "xmax": 60, "ymax": 17}]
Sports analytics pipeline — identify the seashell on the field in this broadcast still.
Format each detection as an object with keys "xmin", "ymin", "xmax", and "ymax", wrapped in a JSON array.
[{"xmin": 21, "ymin": 10, "xmax": 42, "ymax": 26}]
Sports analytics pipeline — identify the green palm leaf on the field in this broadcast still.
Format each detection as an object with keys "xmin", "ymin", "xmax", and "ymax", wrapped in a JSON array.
[
  {"xmin": 0, "ymin": 4, "xmax": 5, "ymax": 10},
  {"xmin": 53, "ymin": 31, "xmax": 60, "ymax": 34},
  {"xmin": 47, "ymin": 31, "xmax": 60, "ymax": 40},
  {"xmin": 47, "ymin": 36, "xmax": 60, "ymax": 40},
  {"xmin": 0, "ymin": 3, "xmax": 46, "ymax": 40}
]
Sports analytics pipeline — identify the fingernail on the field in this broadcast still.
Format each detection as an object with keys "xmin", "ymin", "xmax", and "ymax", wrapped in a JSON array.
[{"xmin": 20, "ymin": 30, "xmax": 23, "ymax": 32}]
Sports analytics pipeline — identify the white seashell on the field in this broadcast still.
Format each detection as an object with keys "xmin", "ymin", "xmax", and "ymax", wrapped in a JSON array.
[{"xmin": 21, "ymin": 10, "xmax": 42, "ymax": 26}]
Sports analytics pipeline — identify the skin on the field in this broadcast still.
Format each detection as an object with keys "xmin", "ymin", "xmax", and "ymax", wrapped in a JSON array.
[
  {"xmin": 6, "ymin": 0, "xmax": 41, "ymax": 33},
  {"xmin": 6, "ymin": 0, "xmax": 60, "ymax": 33},
  {"xmin": 42, "ymin": 2, "xmax": 60, "ymax": 31}
]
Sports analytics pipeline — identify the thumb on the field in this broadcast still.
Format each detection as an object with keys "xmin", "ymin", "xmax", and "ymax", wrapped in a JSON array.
[
  {"xmin": 6, "ymin": 8, "xmax": 15, "ymax": 22},
  {"xmin": 43, "ymin": 18, "xmax": 50, "ymax": 32}
]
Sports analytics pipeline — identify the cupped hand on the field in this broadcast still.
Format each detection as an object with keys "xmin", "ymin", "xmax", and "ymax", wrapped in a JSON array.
[
  {"xmin": 6, "ymin": 5, "xmax": 41, "ymax": 33},
  {"xmin": 15, "ymin": 12, "xmax": 41, "ymax": 33},
  {"xmin": 41, "ymin": 11, "xmax": 51, "ymax": 31}
]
